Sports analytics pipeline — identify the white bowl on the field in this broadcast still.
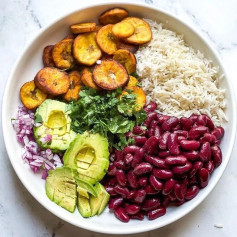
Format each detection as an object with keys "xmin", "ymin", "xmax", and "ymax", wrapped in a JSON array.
[{"xmin": 2, "ymin": 1, "xmax": 236, "ymax": 234}]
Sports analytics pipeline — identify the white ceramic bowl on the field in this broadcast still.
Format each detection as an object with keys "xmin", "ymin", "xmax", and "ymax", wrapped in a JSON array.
[{"xmin": 2, "ymin": 1, "xmax": 236, "ymax": 234}]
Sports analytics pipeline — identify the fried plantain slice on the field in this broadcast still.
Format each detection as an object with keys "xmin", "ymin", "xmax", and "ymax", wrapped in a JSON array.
[
  {"xmin": 112, "ymin": 21, "xmax": 135, "ymax": 38},
  {"xmin": 93, "ymin": 60, "xmax": 129, "ymax": 90},
  {"xmin": 99, "ymin": 8, "xmax": 128, "ymax": 25},
  {"xmin": 73, "ymin": 32, "xmax": 102, "ymax": 66},
  {"xmin": 123, "ymin": 86, "xmax": 146, "ymax": 111},
  {"xmin": 95, "ymin": 25, "xmax": 103, "ymax": 32},
  {"xmin": 42, "ymin": 45, "xmax": 55, "ymax": 67},
  {"xmin": 96, "ymin": 24, "xmax": 118, "ymax": 55},
  {"xmin": 113, "ymin": 49, "xmax": 136, "ymax": 74},
  {"xmin": 34, "ymin": 67, "xmax": 70, "ymax": 96},
  {"xmin": 52, "ymin": 38, "xmax": 75, "ymax": 70},
  {"xmin": 20, "ymin": 81, "xmax": 47, "ymax": 109},
  {"xmin": 116, "ymin": 41, "xmax": 139, "ymax": 54},
  {"xmin": 70, "ymin": 22, "xmax": 96, "ymax": 34},
  {"xmin": 127, "ymin": 75, "xmax": 138, "ymax": 87},
  {"xmin": 63, "ymin": 71, "xmax": 82, "ymax": 101},
  {"xmin": 122, "ymin": 17, "xmax": 152, "ymax": 45},
  {"xmin": 81, "ymin": 67, "xmax": 101, "ymax": 90},
  {"xmin": 63, "ymin": 34, "xmax": 75, "ymax": 40}
]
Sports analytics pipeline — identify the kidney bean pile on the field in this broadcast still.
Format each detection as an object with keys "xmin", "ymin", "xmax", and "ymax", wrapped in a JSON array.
[{"xmin": 102, "ymin": 102, "xmax": 225, "ymax": 223}]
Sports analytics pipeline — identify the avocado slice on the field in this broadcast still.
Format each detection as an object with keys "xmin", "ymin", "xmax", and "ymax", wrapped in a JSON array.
[
  {"xmin": 77, "ymin": 195, "xmax": 91, "ymax": 218},
  {"xmin": 77, "ymin": 187, "xmax": 89, "ymax": 199},
  {"xmin": 90, "ymin": 183, "xmax": 110, "ymax": 216},
  {"xmin": 45, "ymin": 167, "xmax": 77, "ymax": 213},
  {"xmin": 63, "ymin": 132, "xmax": 109, "ymax": 184},
  {"xmin": 34, "ymin": 99, "xmax": 76, "ymax": 152},
  {"xmin": 75, "ymin": 177, "xmax": 97, "ymax": 197}
]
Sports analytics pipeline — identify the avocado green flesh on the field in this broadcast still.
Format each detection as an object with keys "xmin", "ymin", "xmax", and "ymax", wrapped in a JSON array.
[
  {"xmin": 63, "ymin": 133, "xmax": 109, "ymax": 184},
  {"xmin": 45, "ymin": 167, "xmax": 77, "ymax": 213},
  {"xmin": 34, "ymin": 99, "xmax": 76, "ymax": 152},
  {"xmin": 78, "ymin": 195, "xmax": 91, "ymax": 218},
  {"xmin": 77, "ymin": 187, "xmax": 89, "ymax": 199},
  {"xmin": 75, "ymin": 177, "xmax": 97, "ymax": 197}
]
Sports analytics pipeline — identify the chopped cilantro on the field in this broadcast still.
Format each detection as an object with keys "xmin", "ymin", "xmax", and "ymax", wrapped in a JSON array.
[{"xmin": 34, "ymin": 114, "xmax": 42, "ymax": 123}]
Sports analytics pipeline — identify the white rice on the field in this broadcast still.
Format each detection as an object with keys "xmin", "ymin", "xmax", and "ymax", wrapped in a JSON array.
[{"xmin": 135, "ymin": 19, "xmax": 227, "ymax": 125}]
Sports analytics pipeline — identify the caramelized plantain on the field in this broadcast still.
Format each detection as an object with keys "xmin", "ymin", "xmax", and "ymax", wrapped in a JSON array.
[
  {"xmin": 34, "ymin": 67, "xmax": 70, "ymax": 96},
  {"xmin": 96, "ymin": 24, "xmax": 118, "ymax": 55},
  {"xmin": 52, "ymin": 39, "xmax": 75, "ymax": 70},
  {"xmin": 63, "ymin": 34, "xmax": 75, "ymax": 40},
  {"xmin": 63, "ymin": 71, "xmax": 82, "ymax": 101},
  {"xmin": 127, "ymin": 75, "xmax": 138, "ymax": 87},
  {"xmin": 122, "ymin": 17, "xmax": 152, "ymax": 45},
  {"xmin": 116, "ymin": 41, "xmax": 139, "ymax": 54},
  {"xmin": 42, "ymin": 45, "xmax": 55, "ymax": 67},
  {"xmin": 70, "ymin": 22, "xmax": 96, "ymax": 34},
  {"xmin": 112, "ymin": 21, "xmax": 134, "ymax": 38},
  {"xmin": 73, "ymin": 32, "xmax": 102, "ymax": 66},
  {"xmin": 95, "ymin": 25, "xmax": 103, "ymax": 32},
  {"xmin": 124, "ymin": 86, "xmax": 146, "ymax": 111},
  {"xmin": 99, "ymin": 8, "xmax": 128, "ymax": 25},
  {"xmin": 93, "ymin": 60, "xmax": 129, "ymax": 90},
  {"xmin": 20, "ymin": 81, "xmax": 47, "ymax": 109},
  {"xmin": 113, "ymin": 49, "xmax": 136, "ymax": 74},
  {"xmin": 81, "ymin": 67, "xmax": 101, "ymax": 90}
]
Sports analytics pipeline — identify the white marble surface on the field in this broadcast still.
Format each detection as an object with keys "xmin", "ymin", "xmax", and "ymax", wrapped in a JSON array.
[{"xmin": 1, "ymin": 0, "xmax": 237, "ymax": 236}]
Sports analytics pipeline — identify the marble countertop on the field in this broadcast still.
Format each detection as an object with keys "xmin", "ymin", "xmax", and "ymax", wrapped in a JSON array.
[{"xmin": 1, "ymin": 0, "xmax": 237, "ymax": 236}]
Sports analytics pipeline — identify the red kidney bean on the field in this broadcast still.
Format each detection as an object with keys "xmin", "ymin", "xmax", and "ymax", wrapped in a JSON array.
[
  {"xmin": 153, "ymin": 168, "xmax": 173, "ymax": 179},
  {"xmin": 189, "ymin": 114, "xmax": 198, "ymax": 123},
  {"xmin": 169, "ymin": 191, "xmax": 177, "ymax": 201},
  {"xmin": 185, "ymin": 185, "xmax": 199, "ymax": 200},
  {"xmin": 144, "ymin": 102, "xmax": 157, "ymax": 113},
  {"xmin": 198, "ymin": 168, "xmax": 209, "ymax": 188},
  {"xmin": 108, "ymin": 163, "xmax": 117, "ymax": 176},
  {"xmin": 114, "ymin": 160, "xmax": 127, "ymax": 170},
  {"xmin": 174, "ymin": 183, "xmax": 184, "ymax": 201},
  {"xmin": 173, "ymin": 162, "xmax": 192, "ymax": 175},
  {"xmin": 133, "ymin": 126, "xmax": 146, "ymax": 135},
  {"xmin": 148, "ymin": 121, "xmax": 158, "ymax": 137},
  {"xmin": 130, "ymin": 212, "xmax": 144, "ymax": 220},
  {"xmin": 109, "ymin": 197, "xmax": 123, "ymax": 210},
  {"xmin": 162, "ymin": 117, "xmax": 180, "ymax": 131},
  {"xmin": 150, "ymin": 120, "xmax": 158, "ymax": 129},
  {"xmin": 110, "ymin": 153, "xmax": 116, "ymax": 162},
  {"xmin": 214, "ymin": 140, "xmax": 221, "ymax": 146},
  {"xmin": 134, "ymin": 189, "xmax": 146, "ymax": 203},
  {"xmin": 189, "ymin": 175, "xmax": 198, "ymax": 185},
  {"xmin": 125, "ymin": 131, "xmax": 134, "ymax": 139},
  {"xmin": 134, "ymin": 136, "xmax": 147, "ymax": 146},
  {"xmin": 115, "ymin": 207, "xmax": 130, "ymax": 222},
  {"xmin": 139, "ymin": 176, "xmax": 148, "ymax": 187},
  {"xmin": 148, "ymin": 207, "xmax": 166, "ymax": 220},
  {"xmin": 161, "ymin": 196, "xmax": 171, "ymax": 207},
  {"xmin": 142, "ymin": 198, "xmax": 160, "ymax": 211},
  {"xmin": 211, "ymin": 127, "xmax": 225, "ymax": 140},
  {"xmin": 167, "ymin": 133, "xmax": 180, "ymax": 155},
  {"xmin": 131, "ymin": 148, "xmax": 145, "ymax": 168},
  {"xmin": 143, "ymin": 112, "xmax": 158, "ymax": 128},
  {"xmin": 205, "ymin": 160, "xmax": 214, "ymax": 174},
  {"xmin": 125, "ymin": 204, "xmax": 141, "ymax": 215},
  {"xmin": 124, "ymin": 153, "xmax": 133, "ymax": 165},
  {"xmin": 179, "ymin": 140, "xmax": 200, "ymax": 150},
  {"xmin": 154, "ymin": 126, "xmax": 162, "ymax": 139},
  {"xmin": 159, "ymin": 131, "xmax": 171, "ymax": 150},
  {"xmin": 144, "ymin": 136, "xmax": 159, "ymax": 155},
  {"xmin": 199, "ymin": 142, "xmax": 211, "ymax": 162},
  {"xmin": 158, "ymin": 150, "xmax": 170, "ymax": 158},
  {"xmin": 108, "ymin": 177, "xmax": 117, "ymax": 186},
  {"xmin": 165, "ymin": 155, "xmax": 187, "ymax": 165},
  {"xmin": 177, "ymin": 136, "xmax": 186, "ymax": 143},
  {"xmin": 133, "ymin": 162, "xmax": 153, "ymax": 176},
  {"xmin": 114, "ymin": 185, "xmax": 130, "ymax": 198},
  {"xmin": 127, "ymin": 170, "xmax": 138, "ymax": 189},
  {"xmin": 149, "ymin": 175, "xmax": 163, "ymax": 190},
  {"xmin": 175, "ymin": 199, "xmax": 185, "ymax": 206},
  {"xmin": 189, "ymin": 161, "xmax": 203, "ymax": 178},
  {"xmin": 197, "ymin": 115, "xmax": 207, "ymax": 126},
  {"xmin": 115, "ymin": 149, "xmax": 124, "ymax": 161},
  {"xmin": 188, "ymin": 126, "xmax": 209, "ymax": 139},
  {"xmin": 127, "ymin": 190, "xmax": 136, "ymax": 200},
  {"xmin": 162, "ymin": 179, "xmax": 175, "ymax": 195},
  {"xmin": 200, "ymin": 133, "xmax": 217, "ymax": 144},
  {"xmin": 158, "ymin": 115, "xmax": 170, "ymax": 124},
  {"xmin": 181, "ymin": 151, "xmax": 199, "ymax": 161},
  {"xmin": 123, "ymin": 145, "xmax": 140, "ymax": 154},
  {"xmin": 180, "ymin": 117, "xmax": 193, "ymax": 130},
  {"xmin": 204, "ymin": 115, "xmax": 215, "ymax": 130},
  {"xmin": 144, "ymin": 154, "xmax": 169, "ymax": 169},
  {"xmin": 174, "ymin": 130, "xmax": 188, "ymax": 137},
  {"xmin": 105, "ymin": 186, "xmax": 117, "ymax": 196},
  {"xmin": 211, "ymin": 145, "xmax": 222, "ymax": 167},
  {"xmin": 172, "ymin": 124, "xmax": 181, "ymax": 131},
  {"xmin": 115, "ymin": 170, "xmax": 127, "ymax": 187},
  {"xmin": 145, "ymin": 185, "xmax": 160, "ymax": 195}
]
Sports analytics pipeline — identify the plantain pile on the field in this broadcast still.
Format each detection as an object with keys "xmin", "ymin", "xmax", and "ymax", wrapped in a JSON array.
[{"xmin": 20, "ymin": 7, "xmax": 152, "ymax": 110}]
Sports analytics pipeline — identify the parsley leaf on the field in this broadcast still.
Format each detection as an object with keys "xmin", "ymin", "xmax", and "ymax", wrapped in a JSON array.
[{"xmin": 34, "ymin": 114, "xmax": 43, "ymax": 123}]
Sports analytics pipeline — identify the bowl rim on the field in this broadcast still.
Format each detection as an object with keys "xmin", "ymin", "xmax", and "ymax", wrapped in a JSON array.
[{"xmin": 2, "ymin": 0, "xmax": 237, "ymax": 234}]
